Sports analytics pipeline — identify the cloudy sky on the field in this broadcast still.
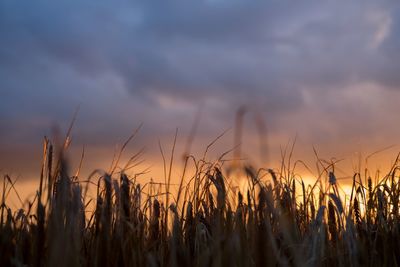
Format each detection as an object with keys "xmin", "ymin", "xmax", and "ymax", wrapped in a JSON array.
[{"xmin": 2, "ymin": 0, "xmax": 400, "ymax": 184}]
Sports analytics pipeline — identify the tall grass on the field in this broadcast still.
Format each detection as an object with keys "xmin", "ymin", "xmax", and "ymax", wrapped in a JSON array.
[{"xmin": 1, "ymin": 136, "xmax": 400, "ymax": 266}]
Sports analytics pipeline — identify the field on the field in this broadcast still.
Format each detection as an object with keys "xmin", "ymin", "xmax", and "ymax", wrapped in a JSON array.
[{"xmin": 1, "ymin": 134, "xmax": 400, "ymax": 267}]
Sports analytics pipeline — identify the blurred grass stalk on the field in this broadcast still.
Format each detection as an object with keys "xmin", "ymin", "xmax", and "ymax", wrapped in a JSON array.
[{"xmin": 1, "ymin": 132, "xmax": 400, "ymax": 267}]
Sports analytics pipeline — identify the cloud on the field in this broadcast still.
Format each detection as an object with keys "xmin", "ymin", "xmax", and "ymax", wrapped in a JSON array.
[{"xmin": 2, "ymin": 0, "xmax": 400, "ymax": 179}]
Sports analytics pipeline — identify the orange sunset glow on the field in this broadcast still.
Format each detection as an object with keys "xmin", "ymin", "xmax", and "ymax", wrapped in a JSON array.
[{"xmin": 2, "ymin": 1, "xmax": 400, "ymax": 266}]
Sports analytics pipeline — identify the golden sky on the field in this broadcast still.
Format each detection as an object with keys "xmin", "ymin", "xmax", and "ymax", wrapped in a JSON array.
[{"xmin": 2, "ymin": 1, "xmax": 400, "ymax": 204}]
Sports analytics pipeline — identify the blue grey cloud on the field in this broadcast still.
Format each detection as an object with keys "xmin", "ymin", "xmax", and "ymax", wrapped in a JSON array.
[{"xmin": 2, "ymin": 0, "xmax": 400, "ymax": 178}]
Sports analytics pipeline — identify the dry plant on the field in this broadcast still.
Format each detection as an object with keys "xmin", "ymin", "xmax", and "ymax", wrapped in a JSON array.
[{"xmin": 1, "ymin": 132, "xmax": 400, "ymax": 267}]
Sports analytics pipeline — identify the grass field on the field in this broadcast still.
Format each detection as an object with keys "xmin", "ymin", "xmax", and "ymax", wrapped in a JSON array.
[{"xmin": 1, "ymin": 134, "xmax": 400, "ymax": 267}]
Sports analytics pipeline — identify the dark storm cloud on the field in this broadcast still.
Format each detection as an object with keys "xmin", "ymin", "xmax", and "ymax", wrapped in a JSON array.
[{"xmin": 2, "ymin": 0, "xmax": 400, "ymax": 177}]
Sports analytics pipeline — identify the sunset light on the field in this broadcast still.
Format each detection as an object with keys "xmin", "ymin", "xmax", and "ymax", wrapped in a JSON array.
[{"xmin": 2, "ymin": 1, "xmax": 400, "ymax": 266}]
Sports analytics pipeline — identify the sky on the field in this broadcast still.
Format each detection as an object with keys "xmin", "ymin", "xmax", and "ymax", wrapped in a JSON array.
[{"xmin": 2, "ymin": 0, "xmax": 400, "ymax": 190}]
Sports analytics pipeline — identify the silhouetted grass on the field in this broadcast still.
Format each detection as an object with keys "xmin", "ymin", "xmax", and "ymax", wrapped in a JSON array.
[{"xmin": 1, "ymin": 136, "xmax": 400, "ymax": 267}]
